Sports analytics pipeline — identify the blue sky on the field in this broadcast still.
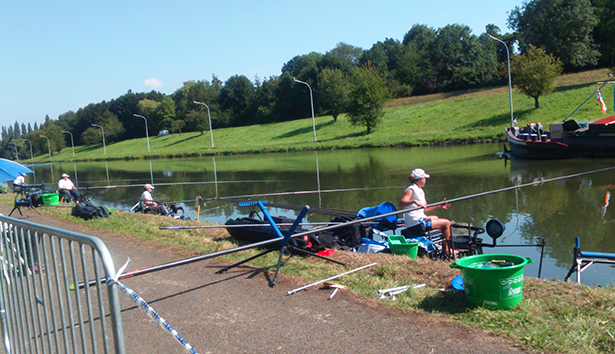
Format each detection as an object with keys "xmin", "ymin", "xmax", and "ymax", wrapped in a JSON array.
[{"xmin": 0, "ymin": 0, "xmax": 523, "ymax": 130}]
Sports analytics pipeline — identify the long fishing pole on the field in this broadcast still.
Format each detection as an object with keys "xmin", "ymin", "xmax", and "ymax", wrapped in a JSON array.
[
  {"xmin": 281, "ymin": 165, "xmax": 615, "ymax": 241},
  {"xmin": 74, "ymin": 165, "xmax": 615, "ymax": 289},
  {"xmin": 201, "ymin": 186, "xmax": 406, "ymax": 202},
  {"xmin": 84, "ymin": 179, "xmax": 284, "ymax": 190},
  {"xmin": 159, "ymin": 222, "xmax": 347, "ymax": 230}
]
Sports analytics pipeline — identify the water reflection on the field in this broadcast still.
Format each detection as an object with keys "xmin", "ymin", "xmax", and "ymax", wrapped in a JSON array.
[{"xmin": 28, "ymin": 145, "xmax": 615, "ymax": 286}]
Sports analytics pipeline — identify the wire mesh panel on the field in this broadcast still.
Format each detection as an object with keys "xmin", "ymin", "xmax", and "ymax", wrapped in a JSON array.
[{"xmin": 0, "ymin": 215, "xmax": 125, "ymax": 354}]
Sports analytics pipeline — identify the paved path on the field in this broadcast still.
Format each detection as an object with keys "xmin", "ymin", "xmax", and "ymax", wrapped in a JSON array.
[{"xmin": 2, "ymin": 206, "xmax": 527, "ymax": 353}]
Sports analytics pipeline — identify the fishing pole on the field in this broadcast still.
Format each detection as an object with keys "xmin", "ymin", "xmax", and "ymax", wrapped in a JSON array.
[
  {"xmin": 159, "ymin": 222, "xmax": 348, "ymax": 230},
  {"xmin": 201, "ymin": 185, "xmax": 407, "ymax": 202},
  {"xmin": 83, "ymin": 179, "xmax": 285, "ymax": 190},
  {"xmin": 74, "ymin": 165, "xmax": 615, "ymax": 289},
  {"xmin": 277, "ymin": 165, "xmax": 615, "ymax": 242}
]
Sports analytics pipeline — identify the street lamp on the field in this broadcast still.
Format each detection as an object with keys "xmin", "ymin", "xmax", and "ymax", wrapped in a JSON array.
[
  {"xmin": 132, "ymin": 114, "xmax": 150, "ymax": 152},
  {"xmin": 8, "ymin": 142, "xmax": 18, "ymax": 161},
  {"xmin": 19, "ymin": 138, "xmax": 33, "ymax": 160},
  {"xmin": 193, "ymin": 101, "xmax": 215, "ymax": 148},
  {"xmin": 489, "ymin": 34, "xmax": 514, "ymax": 128},
  {"xmin": 62, "ymin": 131, "xmax": 75, "ymax": 157},
  {"xmin": 91, "ymin": 124, "xmax": 106, "ymax": 155},
  {"xmin": 39, "ymin": 135, "xmax": 51, "ymax": 158},
  {"xmin": 292, "ymin": 77, "xmax": 317, "ymax": 142}
]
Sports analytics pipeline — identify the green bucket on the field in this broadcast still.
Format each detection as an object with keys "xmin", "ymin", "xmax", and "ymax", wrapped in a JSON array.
[
  {"xmin": 450, "ymin": 254, "xmax": 533, "ymax": 310},
  {"xmin": 387, "ymin": 235, "xmax": 419, "ymax": 258}
]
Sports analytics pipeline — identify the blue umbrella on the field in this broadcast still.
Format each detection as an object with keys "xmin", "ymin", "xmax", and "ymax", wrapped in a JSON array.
[{"xmin": 0, "ymin": 158, "xmax": 34, "ymax": 183}]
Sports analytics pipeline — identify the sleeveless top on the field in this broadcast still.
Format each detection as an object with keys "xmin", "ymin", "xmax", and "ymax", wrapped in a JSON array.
[{"xmin": 403, "ymin": 184, "xmax": 427, "ymax": 227}]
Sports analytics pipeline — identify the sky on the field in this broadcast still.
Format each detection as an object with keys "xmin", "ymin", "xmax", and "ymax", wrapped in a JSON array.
[{"xmin": 0, "ymin": 0, "xmax": 524, "ymax": 130}]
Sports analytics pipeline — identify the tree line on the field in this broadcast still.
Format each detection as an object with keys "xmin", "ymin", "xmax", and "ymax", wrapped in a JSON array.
[{"xmin": 2, "ymin": 0, "xmax": 614, "ymax": 159}]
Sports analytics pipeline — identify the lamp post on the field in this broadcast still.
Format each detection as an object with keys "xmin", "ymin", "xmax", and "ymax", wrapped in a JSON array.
[
  {"xmin": 132, "ymin": 114, "xmax": 150, "ymax": 152},
  {"xmin": 292, "ymin": 77, "xmax": 317, "ymax": 142},
  {"xmin": 489, "ymin": 34, "xmax": 514, "ymax": 128},
  {"xmin": 91, "ymin": 124, "xmax": 106, "ymax": 155},
  {"xmin": 39, "ymin": 135, "xmax": 51, "ymax": 158},
  {"xmin": 193, "ymin": 101, "xmax": 215, "ymax": 148},
  {"xmin": 8, "ymin": 142, "xmax": 18, "ymax": 161},
  {"xmin": 19, "ymin": 138, "xmax": 33, "ymax": 160},
  {"xmin": 62, "ymin": 131, "xmax": 75, "ymax": 157}
]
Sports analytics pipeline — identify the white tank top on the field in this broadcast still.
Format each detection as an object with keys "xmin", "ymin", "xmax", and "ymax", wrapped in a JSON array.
[{"xmin": 403, "ymin": 184, "xmax": 427, "ymax": 227}]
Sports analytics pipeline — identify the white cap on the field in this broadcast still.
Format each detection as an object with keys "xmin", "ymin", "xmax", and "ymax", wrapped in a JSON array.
[
  {"xmin": 61, "ymin": 173, "xmax": 69, "ymax": 178},
  {"xmin": 144, "ymin": 184, "xmax": 154, "ymax": 190},
  {"xmin": 21, "ymin": 173, "xmax": 26, "ymax": 176},
  {"xmin": 411, "ymin": 168, "xmax": 430, "ymax": 179}
]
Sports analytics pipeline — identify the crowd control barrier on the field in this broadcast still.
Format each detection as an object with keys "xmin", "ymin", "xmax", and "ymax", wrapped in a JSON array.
[{"xmin": 0, "ymin": 214, "xmax": 125, "ymax": 354}]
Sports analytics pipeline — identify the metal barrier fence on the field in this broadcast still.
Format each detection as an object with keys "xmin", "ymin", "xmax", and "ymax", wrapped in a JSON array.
[{"xmin": 0, "ymin": 215, "xmax": 125, "ymax": 354}]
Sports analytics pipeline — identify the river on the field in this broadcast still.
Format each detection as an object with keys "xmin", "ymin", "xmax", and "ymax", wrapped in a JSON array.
[{"xmin": 25, "ymin": 144, "xmax": 615, "ymax": 287}]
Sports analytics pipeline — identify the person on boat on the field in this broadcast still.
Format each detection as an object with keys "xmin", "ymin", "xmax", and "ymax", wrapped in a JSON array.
[
  {"xmin": 13, "ymin": 173, "xmax": 27, "ymax": 193},
  {"xmin": 58, "ymin": 173, "xmax": 80, "ymax": 203},
  {"xmin": 141, "ymin": 184, "xmax": 168, "ymax": 215},
  {"xmin": 398, "ymin": 168, "xmax": 453, "ymax": 255}
]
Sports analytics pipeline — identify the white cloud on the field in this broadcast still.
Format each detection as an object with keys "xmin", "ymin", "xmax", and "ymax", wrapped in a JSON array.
[{"xmin": 144, "ymin": 78, "xmax": 163, "ymax": 89}]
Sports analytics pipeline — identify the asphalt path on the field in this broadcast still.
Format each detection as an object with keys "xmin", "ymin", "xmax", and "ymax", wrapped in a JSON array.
[{"xmin": 1, "ymin": 205, "xmax": 527, "ymax": 354}]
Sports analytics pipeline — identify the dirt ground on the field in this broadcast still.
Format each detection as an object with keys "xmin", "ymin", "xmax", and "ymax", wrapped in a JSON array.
[{"xmin": 1, "ymin": 205, "xmax": 528, "ymax": 354}]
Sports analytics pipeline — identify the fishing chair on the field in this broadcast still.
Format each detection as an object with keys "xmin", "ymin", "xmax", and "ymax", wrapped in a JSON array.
[
  {"xmin": 8, "ymin": 194, "xmax": 41, "ymax": 218},
  {"xmin": 356, "ymin": 202, "xmax": 400, "ymax": 234},
  {"xmin": 216, "ymin": 201, "xmax": 347, "ymax": 286}
]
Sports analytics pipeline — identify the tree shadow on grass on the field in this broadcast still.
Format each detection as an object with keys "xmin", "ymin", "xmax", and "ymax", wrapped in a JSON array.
[
  {"xmin": 417, "ymin": 290, "xmax": 469, "ymax": 314},
  {"xmin": 273, "ymin": 120, "xmax": 336, "ymax": 140},
  {"xmin": 164, "ymin": 134, "xmax": 202, "ymax": 147},
  {"xmin": 459, "ymin": 108, "xmax": 534, "ymax": 130},
  {"xmin": 80, "ymin": 145, "xmax": 100, "ymax": 152}
]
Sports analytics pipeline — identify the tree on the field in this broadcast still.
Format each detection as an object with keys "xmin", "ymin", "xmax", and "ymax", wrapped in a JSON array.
[
  {"xmin": 156, "ymin": 96, "xmax": 176, "ymax": 131},
  {"xmin": 171, "ymin": 119, "xmax": 185, "ymax": 135},
  {"xmin": 218, "ymin": 75, "xmax": 255, "ymax": 126},
  {"xmin": 346, "ymin": 65, "xmax": 391, "ymax": 134},
  {"xmin": 100, "ymin": 110, "xmax": 125, "ymax": 143},
  {"xmin": 13, "ymin": 121, "xmax": 20, "ymax": 137},
  {"xmin": 593, "ymin": 0, "xmax": 615, "ymax": 67},
  {"xmin": 511, "ymin": 45, "xmax": 563, "ymax": 109},
  {"xmin": 321, "ymin": 42, "xmax": 363, "ymax": 72},
  {"xmin": 317, "ymin": 68, "xmax": 350, "ymax": 122},
  {"xmin": 185, "ymin": 110, "xmax": 207, "ymax": 135},
  {"xmin": 508, "ymin": 0, "xmax": 599, "ymax": 70},
  {"xmin": 430, "ymin": 24, "xmax": 497, "ymax": 91}
]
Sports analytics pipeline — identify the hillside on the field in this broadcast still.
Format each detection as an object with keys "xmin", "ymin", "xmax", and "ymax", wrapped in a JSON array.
[{"xmin": 31, "ymin": 69, "xmax": 612, "ymax": 162}]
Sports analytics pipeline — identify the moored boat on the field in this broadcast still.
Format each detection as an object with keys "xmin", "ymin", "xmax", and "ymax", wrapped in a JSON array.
[{"xmin": 506, "ymin": 115, "xmax": 615, "ymax": 159}]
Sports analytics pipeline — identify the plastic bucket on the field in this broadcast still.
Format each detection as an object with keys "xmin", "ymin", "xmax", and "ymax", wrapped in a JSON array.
[
  {"xmin": 450, "ymin": 254, "xmax": 533, "ymax": 310},
  {"xmin": 387, "ymin": 235, "xmax": 419, "ymax": 258},
  {"xmin": 41, "ymin": 193, "xmax": 60, "ymax": 206}
]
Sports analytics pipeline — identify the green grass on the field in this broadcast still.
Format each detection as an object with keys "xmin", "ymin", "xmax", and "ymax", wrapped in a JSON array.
[
  {"xmin": 6, "ymin": 195, "xmax": 614, "ymax": 354},
  {"xmin": 26, "ymin": 69, "xmax": 612, "ymax": 162}
]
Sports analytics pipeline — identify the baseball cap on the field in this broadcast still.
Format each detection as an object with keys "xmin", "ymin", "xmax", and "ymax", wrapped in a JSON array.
[
  {"xmin": 144, "ymin": 184, "xmax": 154, "ymax": 190},
  {"xmin": 411, "ymin": 168, "xmax": 430, "ymax": 179},
  {"xmin": 61, "ymin": 173, "xmax": 69, "ymax": 178}
]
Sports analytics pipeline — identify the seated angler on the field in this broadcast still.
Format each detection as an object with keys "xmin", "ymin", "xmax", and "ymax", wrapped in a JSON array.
[
  {"xmin": 58, "ymin": 173, "xmax": 80, "ymax": 203},
  {"xmin": 141, "ymin": 184, "xmax": 168, "ymax": 215},
  {"xmin": 13, "ymin": 173, "xmax": 27, "ymax": 193},
  {"xmin": 399, "ymin": 168, "xmax": 453, "ymax": 255}
]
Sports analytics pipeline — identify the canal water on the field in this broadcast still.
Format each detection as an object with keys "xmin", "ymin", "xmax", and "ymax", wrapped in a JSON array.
[{"xmin": 25, "ymin": 144, "xmax": 615, "ymax": 286}]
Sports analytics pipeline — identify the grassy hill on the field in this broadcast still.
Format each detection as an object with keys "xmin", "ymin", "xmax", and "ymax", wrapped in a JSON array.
[{"xmin": 32, "ymin": 69, "xmax": 612, "ymax": 162}]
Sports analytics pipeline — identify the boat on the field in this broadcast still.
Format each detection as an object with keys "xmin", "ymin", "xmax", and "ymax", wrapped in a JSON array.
[{"xmin": 505, "ymin": 115, "xmax": 615, "ymax": 159}]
